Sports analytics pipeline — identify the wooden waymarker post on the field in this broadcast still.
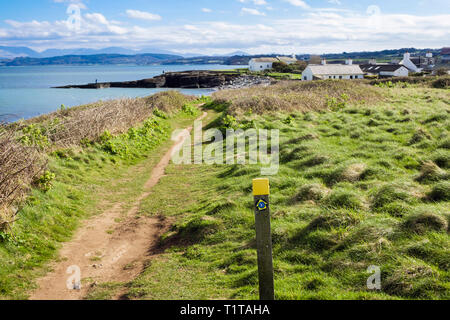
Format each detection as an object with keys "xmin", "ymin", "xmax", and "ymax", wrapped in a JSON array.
[{"xmin": 253, "ymin": 178, "xmax": 275, "ymax": 300}]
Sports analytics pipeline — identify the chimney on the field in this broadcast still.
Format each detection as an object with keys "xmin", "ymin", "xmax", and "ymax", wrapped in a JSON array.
[
  {"xmin": 345, "ymin": 59, "xmax": 353, "ymax": 65},
  {"xmin": 404, "ymin": 52, "xmax": 411, "ymax": 60},
  {"xmin": 426, "ymin": 52, "xmax": 433, "ymax": 58},
  {"xmin": 369, "ymin": 59, "xmax": 377, "ymax": 65},
  {"xmin": 321, "ymin": 59, "xmax": 327, "ymax": 65}
]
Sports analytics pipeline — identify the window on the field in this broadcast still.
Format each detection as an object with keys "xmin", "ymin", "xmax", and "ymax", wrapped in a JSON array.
[
  {"xmin": 329, "ymin": 76, "xmax": 332, "ymax": 79},
  {"xmin": 350, "ymin": 75, "xmax": 353, "ymax": 79},
  {"xmin": 304, "ymin": 76, "xmax": 307, "ymax": 80},
  {"xmin": 339, "ymin": 76, "xmax": 343, "ymax": 79}
]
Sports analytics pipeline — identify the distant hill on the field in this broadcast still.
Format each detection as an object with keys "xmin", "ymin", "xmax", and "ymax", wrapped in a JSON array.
[
  {"xmin": 0, "ymin": 46, "xmax": 188, "ymax": 59},
  {"xmin": 4, "ymin": 53, "xmax": 184, "ymax": 66},
  {"xmin": 0, "ymin": 46, "xmax": 41, "ymax": 59},
  {"xmin": 321, "ymin": 48, "xmax": 442, "ymax": 60}
]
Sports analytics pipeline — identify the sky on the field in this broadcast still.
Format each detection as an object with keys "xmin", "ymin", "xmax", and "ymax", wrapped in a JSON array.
[{"xmin": 0, "ymin": 0, "xmax": 449, "ymax": 55}]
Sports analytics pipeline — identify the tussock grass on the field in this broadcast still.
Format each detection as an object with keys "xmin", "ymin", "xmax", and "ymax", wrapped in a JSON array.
[{"xmin": 212, "ymin": 80, "xmax": 383, "ymax": 115}]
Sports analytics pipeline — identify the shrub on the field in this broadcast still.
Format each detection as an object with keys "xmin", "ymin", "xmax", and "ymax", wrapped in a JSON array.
[{"xmin": 34, "ymin": 171, "xmax": 56, "ymax": 192}]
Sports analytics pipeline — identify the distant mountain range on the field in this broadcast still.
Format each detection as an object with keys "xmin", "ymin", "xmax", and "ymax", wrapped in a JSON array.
[{"xmin": 0, "ymin": 46, "xmax": 251, "ymax": 60}]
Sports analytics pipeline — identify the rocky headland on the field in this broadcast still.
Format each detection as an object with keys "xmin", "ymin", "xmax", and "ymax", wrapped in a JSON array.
[{"xmin": 54, "ymin": 70, "xmax": 272, "ymax": 90}]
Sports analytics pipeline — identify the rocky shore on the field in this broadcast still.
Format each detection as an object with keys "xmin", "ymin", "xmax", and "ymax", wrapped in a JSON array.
[{"xmin": 54, "ymin": 70, "xmax": 271, "ymax": 90}]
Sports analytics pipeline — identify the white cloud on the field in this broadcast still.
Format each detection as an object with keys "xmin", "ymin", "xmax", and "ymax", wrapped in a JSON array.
[
  {"xmin": 202, "ymin": 8, "xmax": 212, "ymax": 13},
  {"xmin": 2, "ymin": 8, "xmax": 449, "ymax": 55},
  {"xmin": 283, "ymin": 0, "xmax": 310, "ymax": 9},
  {"xmin": 328, "ymin": 0, "xmax": 342, "ymax": 4},
  {"xmin": 241, "ymin": 8, "xmax": 266, "ymax": 16},
  {"xmin": 238, "ymin": 0, "xmax": 268, "ymax": 5},
  {"xmin": 126, "ymin": 9, "xmax": 162, "ymax": 21},
  {"xmin": 53, "ymin": 0, "xmax": 87, "ymax": 10}
]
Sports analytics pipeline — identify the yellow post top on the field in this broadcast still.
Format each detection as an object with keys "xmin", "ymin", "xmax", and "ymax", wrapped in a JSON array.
[{"xmin": 253, "ymin": 178, "xmax": 270, "ymax": 196}]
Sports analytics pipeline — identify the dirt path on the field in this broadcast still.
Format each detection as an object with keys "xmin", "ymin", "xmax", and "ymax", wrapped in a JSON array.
[{"xmin": 29, "ymin": 112, "xmax": 207, "ymax": 300}]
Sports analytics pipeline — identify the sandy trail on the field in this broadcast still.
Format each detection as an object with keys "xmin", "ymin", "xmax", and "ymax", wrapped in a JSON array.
[{"xmin": 29, "ymin": 112, "xmax": 207, "ymax": 300}]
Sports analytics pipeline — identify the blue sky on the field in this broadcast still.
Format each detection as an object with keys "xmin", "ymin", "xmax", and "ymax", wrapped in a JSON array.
[{"xmin": 0, "ymin": 0, "xmax": 449, "ymax": 54}]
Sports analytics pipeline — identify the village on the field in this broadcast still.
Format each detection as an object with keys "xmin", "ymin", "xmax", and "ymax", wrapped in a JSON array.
[{"xmin": 248, "ymin": 47, "xmax": 450, "ymax": 81}]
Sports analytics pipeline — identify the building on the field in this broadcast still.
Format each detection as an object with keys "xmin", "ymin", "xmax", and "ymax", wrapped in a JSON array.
[
  {"xmin": 249, "ymin": 55, "xmax": 297, "ymax": 72},
  {"xmin": 441, "ymin": 47, "xmax": 450, "ymax": 62},
  {"xmin": 360, "ymin": 64, "xmax": 409, "ymax": 78},
  {"xmin": 249, "ymin": 58, "xmax": 279, "ymax": 72},
  {"xmin": 302, "ymin": 59, "xmax": 364, "ymax": 81},
  {"xmin": 400, "ymin": 52, "xmax": 435, "ymax": 72},
  {"xmin": 276, "ymin": 55, "xmax": 297, "ymax": 65}
]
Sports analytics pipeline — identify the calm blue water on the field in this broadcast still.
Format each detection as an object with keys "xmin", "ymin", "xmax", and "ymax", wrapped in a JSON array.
[{"xmin": 0, "ymin": 64, "xmax": 243, "ymax": 122}]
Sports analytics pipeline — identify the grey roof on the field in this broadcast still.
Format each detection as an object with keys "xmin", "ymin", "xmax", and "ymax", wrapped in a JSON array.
[
  {"xmin": 277, "ymin": 56, "xmax": 297, "ymax": 63},
  {"xmin": 251, "ymin": 58, "xmax": 279, "ymax": 63},
  {"xmin": 360, "ymin": 64, "xmax": 407, "ymax": 73},
  {"xmin": 307, "ymin": 64, "xmax": 364, "ymax": 75}
]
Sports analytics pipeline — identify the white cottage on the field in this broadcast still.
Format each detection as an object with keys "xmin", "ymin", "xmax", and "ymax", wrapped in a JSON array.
[
  {"xmin": 360, "ymin": 64, "xmax": 409, "ymax": 77},
  {"xmin": 302, "ymin": 60, "xmax": 364, "ymax": 81},
  {"xmin": 249, "ymin": 58, "xmax": 279, "ymax": 72}
]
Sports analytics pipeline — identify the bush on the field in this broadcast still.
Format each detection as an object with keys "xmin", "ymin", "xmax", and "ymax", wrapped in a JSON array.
[{"xmin": 34, "ymin": 171, "xmax": 56, "ymax": 192}]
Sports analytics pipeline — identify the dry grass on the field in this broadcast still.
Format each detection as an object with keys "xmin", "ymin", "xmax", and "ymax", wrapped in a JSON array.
[
  {"xmin": 0, "ymin": 128, "xmax": 45, "ymax": 230},
  {"xmin": 11, "ymin": 91, "xmax": 195, "ymax": 148},
  {"xmin": 212, "ymin": 80, "xmax": 383, "ymax": 115}
]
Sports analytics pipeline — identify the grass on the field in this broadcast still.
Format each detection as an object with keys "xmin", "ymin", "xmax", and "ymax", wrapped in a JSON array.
[
  {"xmin": 93, "ymin": 84, "xmax": 450, "ymax": 301},
  {"xmin": 0, "ymin": 104, "xmax": 202, "ymax": 299}
]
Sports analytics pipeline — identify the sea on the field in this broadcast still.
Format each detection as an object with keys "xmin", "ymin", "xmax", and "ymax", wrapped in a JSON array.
[{"xmin": 0, "ymin": 64, "xmax": 244, "ymax": 122}]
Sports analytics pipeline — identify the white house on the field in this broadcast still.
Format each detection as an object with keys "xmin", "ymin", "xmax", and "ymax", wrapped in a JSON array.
[
  {"xmin": 249, "ymin": 58, "xmax": 279, "ymax": 72},
  {"xmin": 249, "ymin": 55, "xmax": 297, "ymax": 72},
  {"xmin": 399, "ymin": 52, "xmax": 434, "ymax": 73},
  {"xmin": 302, "ymin": 60, "xmax": 364, "ymax": 81},
  {"xmin": 360, "ymin": 64, "xmax": 409, "ymax": 77}
]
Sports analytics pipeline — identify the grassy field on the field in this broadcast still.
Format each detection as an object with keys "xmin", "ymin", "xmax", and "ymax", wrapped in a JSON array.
[{"xmin": 87, "ymin": 82, "xmax": 449, "ymax": 300}]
